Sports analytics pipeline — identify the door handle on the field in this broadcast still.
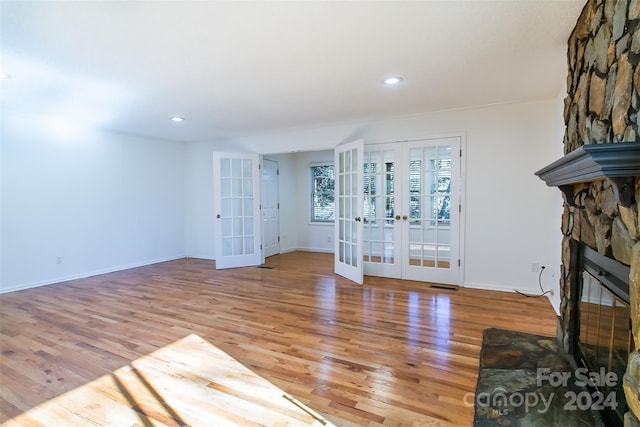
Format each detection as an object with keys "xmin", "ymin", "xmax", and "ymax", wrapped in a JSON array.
[
  {"xmin": 216, "ymin": 214, "xmax": 221, "ymax": 219},
  {"xmin": 395, "ymin": 215, "xmax": 401, "ymax": 220},
  {"xmin": 354, "ymin": 217, "xmax": 362, "ymax": 222},
  {"xmin": 402, "ymin": 215, "xmax": 408, "ymax": 220}
]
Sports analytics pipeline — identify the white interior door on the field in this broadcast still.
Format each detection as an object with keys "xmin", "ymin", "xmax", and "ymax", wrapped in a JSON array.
[
  {"xmin": 334, "ymin": 140, "xmax": 364, "ymax": 284},
  {"xmin": 401, "ymin": 137, "xmax": 461, "ymax": 285},
  {"xmin": 262, "ymin": 158, "xmax": 280, "ymax": 258},
  {"xmin": 213, "ymin": 152, "xmax": 262, "ymax": 269}
]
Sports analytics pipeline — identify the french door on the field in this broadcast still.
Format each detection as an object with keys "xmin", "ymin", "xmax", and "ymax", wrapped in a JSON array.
[
  {"xmin": 334, "ymin": 140, "xmax": 364, "ymax": 284},
  {"xmin": 362, "ymin": 137, "xmax": 462, "ymax": 285},
  {"xmin": 401, "ymin": 138, "xmax": 461, "ymax": 284},
  {"xmin": 362, "ymin": 144, "xmax": 403, "ymax": 278},
  {"xmin": 213, "ymin": 153, "xmax": 262, "ymax": 269}
]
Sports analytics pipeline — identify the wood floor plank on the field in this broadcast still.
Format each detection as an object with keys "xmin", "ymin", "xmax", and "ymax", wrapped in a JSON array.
[{"xmin": 0, "ymin": 252, "xmax": 558, "ymax": 426}]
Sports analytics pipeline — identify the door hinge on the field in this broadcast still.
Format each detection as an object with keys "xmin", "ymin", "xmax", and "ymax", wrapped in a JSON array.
[
  {"xmin": 459, "ymin": 148, "xmax": 462, "ymax": 157},
  {"xmin": 260, "ymin": 244, "xmax": 263, "ymax": 250},
  {"xmin": 277, "ymin": 169, "xmax": 280, "ymax": 175},
  {"xmin": 459, "ymin": 204, "xmax": 461, "ymax": 213},
  {"xmin": 278, "ymin": 236, "xmax": 280, "ymax": 242},
  {"xmin": 458, "ymin": 259, "xmax": 461, "ymax": 267},
  {"xmin": 277, "ymin": 203, "xmax": 280, "ymax": 209}
]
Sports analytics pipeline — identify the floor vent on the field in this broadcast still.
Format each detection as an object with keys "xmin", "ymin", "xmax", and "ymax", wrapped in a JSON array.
[
  {"xmin": 257, "ymin": 266, "xmax": 273, "ymax": 269},
  {"xmin": 429, "ymin": 284, "xmax": 458, "ymax": 291}
]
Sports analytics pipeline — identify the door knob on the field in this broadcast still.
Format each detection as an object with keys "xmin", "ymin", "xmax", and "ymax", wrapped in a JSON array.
[
  {"xmin": 395, "ymin": 215, "xmax": 401, "ymax": 220},
  {"xmin": 216, "ymin": 214, "xmax": 221, "ymax": 219},
  {"xmin": 402, "ymin": 215, "xmax": 408, "ymax": 220},
  {"xmin": 355, "ymin": 217, "xmax": 362, "ymax": 222}
]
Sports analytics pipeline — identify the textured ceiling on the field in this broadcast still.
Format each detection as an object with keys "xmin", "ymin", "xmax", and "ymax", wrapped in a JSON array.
[{"xmin": 1, "ymin": 1, "xmax": 585, "ymax": 143}]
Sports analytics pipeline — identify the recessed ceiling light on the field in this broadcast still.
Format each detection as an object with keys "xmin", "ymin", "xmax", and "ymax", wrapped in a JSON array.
[
  {"xmin": 170, "ymin": 116, "xmax": 185, "ymax": 122},
  {"xmin": 383, "ymin": 76, "xmax": 403, "ymax": 85}
]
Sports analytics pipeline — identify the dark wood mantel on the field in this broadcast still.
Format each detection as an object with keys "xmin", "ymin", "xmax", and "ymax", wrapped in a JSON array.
[{"xmin": 535, "ymin": 142, "xmax": 640, "ymax": 207}]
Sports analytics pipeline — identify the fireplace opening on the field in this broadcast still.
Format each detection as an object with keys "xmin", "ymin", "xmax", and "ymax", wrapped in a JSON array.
[{"xmin": 574, "ymin": 244, "xmax": 632, "ymax": 427}]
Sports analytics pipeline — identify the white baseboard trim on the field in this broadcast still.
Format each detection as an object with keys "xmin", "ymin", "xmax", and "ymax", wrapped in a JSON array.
[
  {"xmin": 1, "ymin": 254, "xmax": 186, "ymax": 294},
  {"xmin": 270, "ymin": 247, "xmax": 332, "ymax": 255},
  {"xmin": 294, "ymin": 247, "xmax": 334, "ymax": 254},
  {"xmin": 278, "ymin": 248, "xmax": 297, "ymax": 254},
  {"xmin": 185, "ymin": 253, "xmax": 215, "ymax": 261},
  {"xmin": 463, "ymin": 281, "xmax": 543, "ymax": 295},
  {"xmin": 464, "ymin": 281, "xmax": 559, "ymax": 316},
  {"xmin": 547, "ymin": 293, "xmax": 561, "ymax": 316}
]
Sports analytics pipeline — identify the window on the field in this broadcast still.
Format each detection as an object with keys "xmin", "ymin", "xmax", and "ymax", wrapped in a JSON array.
[
  {"xmin": 408, "ymin": 158, "xmax": 451, "ymax": 225},
  {"xmin": 310, "ymin": 165, "xmax": 335, "ymax": 222},
  {"xmin": 363, "ymin": 159, "xmax": 395, "ymax": 224}
]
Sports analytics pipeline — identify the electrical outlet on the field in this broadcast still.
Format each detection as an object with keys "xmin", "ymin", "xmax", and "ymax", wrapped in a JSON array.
[{"xmin": 530, "ymin": 262, "xmax": 540, "ymax": 272}]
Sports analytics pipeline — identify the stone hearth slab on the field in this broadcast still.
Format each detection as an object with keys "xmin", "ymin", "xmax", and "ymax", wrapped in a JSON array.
[{"xmin": 473, "ymin": 328, "xmax": 603, "ymax": 426}]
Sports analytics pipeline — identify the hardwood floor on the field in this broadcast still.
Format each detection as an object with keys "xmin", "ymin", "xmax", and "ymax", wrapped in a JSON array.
[
  {"xmin": 0, "ymin": 252, "xmax": 558, "ymax": 426},
  {"xmin": 3, "ymin": 333, "xmax": 337, "ymax": 427}
]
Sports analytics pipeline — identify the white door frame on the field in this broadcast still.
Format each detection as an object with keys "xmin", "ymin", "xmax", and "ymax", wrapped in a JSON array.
[{"xmin": 363, "ymin": 133, "xmax": 466, "ymax": 286}]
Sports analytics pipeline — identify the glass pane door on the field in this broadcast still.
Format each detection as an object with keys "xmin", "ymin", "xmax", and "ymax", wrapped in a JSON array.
[
  {"xmin": 362, "ymin": 144, "xmax": 402, "ymax": 278},
  {"xmin": 334, "ymin": 140, "xmax": 363, "ymax": 284},
  {"xmin": 213, "ymin": 152, "xmax": 262, "ymax": 269},
  {"xmin": 401, "ymin": 138, "xmax": 460, "ymax": 284}
]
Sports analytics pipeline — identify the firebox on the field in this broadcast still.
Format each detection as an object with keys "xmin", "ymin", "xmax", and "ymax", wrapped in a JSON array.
[{"xmin": 574, "ymin": 243, "xmax": 632, "ymax": 427}]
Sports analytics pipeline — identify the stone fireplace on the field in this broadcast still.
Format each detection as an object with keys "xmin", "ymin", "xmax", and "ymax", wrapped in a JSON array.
[
  {"xmin": 536, "ymin": 0, "xmax": 640, "ymax": 425},
  {"xmin": 537, "ymin": 141, "xmax": 639, "ymax": 425}
]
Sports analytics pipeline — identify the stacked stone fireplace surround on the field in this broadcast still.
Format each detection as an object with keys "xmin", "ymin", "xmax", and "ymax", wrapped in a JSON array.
[{"xmin": 559, "ymin": 0, "xmax": 640, "ymax": 425}]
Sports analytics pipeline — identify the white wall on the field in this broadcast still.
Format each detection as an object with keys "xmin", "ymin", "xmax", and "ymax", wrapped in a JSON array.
[
  {"xmin": 233, "ymin": 98, "xmax": 565, "ymax": 301},
  {"xmin": 183, "ymin": 140, "xmax": 233, "ymax": 259},
  {"xmin": 1, "ymin": 112, "xmax": 187, "ymax": 293},
  {"xmin": 3, "ymin": 97, "xmax": 566, "ymax": 313},
  {"xmin": 460, "ymin": 100, "xmax": 564, "ymax": 304}
]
